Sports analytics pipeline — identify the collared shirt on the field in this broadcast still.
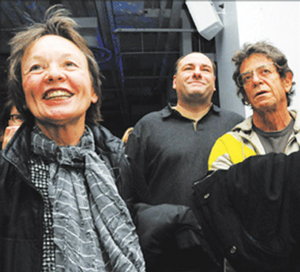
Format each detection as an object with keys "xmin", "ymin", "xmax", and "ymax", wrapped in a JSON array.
[{"xmin": 126, "ymin": 104, "xmax": 244, "ymax": 209}]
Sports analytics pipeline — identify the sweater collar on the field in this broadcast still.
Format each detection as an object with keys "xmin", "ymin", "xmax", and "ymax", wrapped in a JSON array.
[{"xmin": 162, "ymin": 103, "xmax": 220, "ymax": 119}]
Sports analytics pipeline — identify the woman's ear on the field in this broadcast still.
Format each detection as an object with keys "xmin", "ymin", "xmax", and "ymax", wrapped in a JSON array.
[{"xmin": 91, "ymin": 89, "xmax": 99, "ymax": 103}]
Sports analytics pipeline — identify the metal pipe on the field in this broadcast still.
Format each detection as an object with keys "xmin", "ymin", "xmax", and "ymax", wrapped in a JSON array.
[{"xmin": 114, "ymin": 28, "xmax": 197, "ymax": 33}]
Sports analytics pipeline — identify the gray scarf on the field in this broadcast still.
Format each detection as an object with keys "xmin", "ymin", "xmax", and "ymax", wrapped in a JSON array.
[{"xmin": 31, "ymin": 125, "xmax": 145, "ymax": 272}]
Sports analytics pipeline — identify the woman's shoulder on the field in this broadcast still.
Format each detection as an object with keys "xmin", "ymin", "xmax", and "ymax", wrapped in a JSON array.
[{"xmin": 90, "ymin": 124, "xmax": 124, "ymax": 154}]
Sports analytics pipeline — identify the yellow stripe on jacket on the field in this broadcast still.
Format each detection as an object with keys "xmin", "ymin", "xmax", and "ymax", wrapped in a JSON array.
[{"xmin": 208, "ymin": 133, "xmax": 257, "ymax": 171}]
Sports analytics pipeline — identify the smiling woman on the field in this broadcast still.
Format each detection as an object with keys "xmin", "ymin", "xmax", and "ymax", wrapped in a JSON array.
[
  {"xmin": 0, "ymin": 4, "xmax": 145, "ymax": 272},
  {"xmin": 21, "ymin": 34, "xmax": 98, "ymax": 145}
]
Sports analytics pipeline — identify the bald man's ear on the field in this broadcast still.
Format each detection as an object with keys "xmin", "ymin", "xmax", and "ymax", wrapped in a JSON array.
[
  {"xmin": 213, "ymin": 76, "xmax": 216, "ymax": 91},
  {"xmin": 172, "ymin": 75, "xmax": 177, "ymax": 89}
]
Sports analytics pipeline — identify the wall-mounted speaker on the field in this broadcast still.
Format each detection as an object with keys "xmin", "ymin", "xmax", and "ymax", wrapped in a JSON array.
[{"xmin": 186, "ymin": 0, "xmax": 224, "ymax": 41}]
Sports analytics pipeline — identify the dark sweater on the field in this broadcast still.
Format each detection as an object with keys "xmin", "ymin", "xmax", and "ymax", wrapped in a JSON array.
[{"xmin": 126, "ymin": 104, "xmax": 244, "ymax": 209}]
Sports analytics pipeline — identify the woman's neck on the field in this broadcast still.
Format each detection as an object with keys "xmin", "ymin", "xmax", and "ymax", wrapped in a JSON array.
[{"xmin": 36, "ymin": 121, "xmax": 86, "ymax": 146}]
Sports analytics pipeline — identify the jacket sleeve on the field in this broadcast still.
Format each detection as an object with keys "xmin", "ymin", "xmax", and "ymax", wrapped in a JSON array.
[
  {"xmin": 208, "ymin": 133, "xmax": 256, "ymax": 171},
  {"xmin": 208, "ymin": 134, "xmax": 234, "ymax": 171},
  {"xmin": 193, "ymin": 151, "xmax": 300, "ymax": 272}
]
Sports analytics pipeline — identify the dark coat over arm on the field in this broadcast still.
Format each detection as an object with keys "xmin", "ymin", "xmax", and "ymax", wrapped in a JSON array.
[{"xmin": 193, "ymin": 151, "xmax": 300, "ymax": 272}]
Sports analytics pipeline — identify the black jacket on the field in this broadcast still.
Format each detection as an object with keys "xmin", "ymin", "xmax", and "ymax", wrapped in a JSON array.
[
  {"xmin": 0, "ymin": 123, "xmax": 133, "ymax": 272},
  {"xmin": 193, "ymin": 152, "xmax": 300, "ymax": 272},
  {"xmin": 133, "ymin": 202, "xmax": 221, "ymax": 272}
]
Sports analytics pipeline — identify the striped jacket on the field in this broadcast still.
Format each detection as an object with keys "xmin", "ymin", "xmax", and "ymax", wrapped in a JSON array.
[{"xmin": 208, "ymin": 110, "xmax": 300, "ymax": 171}]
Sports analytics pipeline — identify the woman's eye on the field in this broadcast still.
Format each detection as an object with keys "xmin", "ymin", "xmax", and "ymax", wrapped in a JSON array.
[
  {"xmin": 15, "ymin": 115, "xmax": 24, "ymax": 122},
  {"xmin": 65, "ymin": 61, "xmax": 76, "ymax": 67},
  {"xmin": 29, "ymin": 64, "xmax": 42, "ymax": 72}
]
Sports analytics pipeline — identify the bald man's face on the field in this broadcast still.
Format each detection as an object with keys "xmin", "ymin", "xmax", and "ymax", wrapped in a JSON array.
[{"xmin": 173, "ymin": 53, "xmax": 216, "ymax": 105}]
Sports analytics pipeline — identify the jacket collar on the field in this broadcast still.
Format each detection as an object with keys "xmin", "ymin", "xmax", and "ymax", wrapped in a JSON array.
[
  {"xmin": 232, "ymin": 110, "xmax": 300, "ymax": 134},
  {"xmin": 290, "ymin": 110, "xmax": 300, "ymax": 132},
  {"xmin": 89, "ymin": 124, "xmax": 124, "ymax": 154},
  {"xmin": 3, "ymin": 122, "xmax": 32, "ymax": 183}
]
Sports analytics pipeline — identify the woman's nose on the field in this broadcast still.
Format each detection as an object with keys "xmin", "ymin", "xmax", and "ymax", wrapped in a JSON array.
[{"xmin": 44, "ymin": 66, "xmax": 66, "ymax": 83}]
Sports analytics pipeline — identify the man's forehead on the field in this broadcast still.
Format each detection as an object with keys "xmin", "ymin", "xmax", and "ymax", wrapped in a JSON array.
[
  {"xmin": 179, "ymin": 53, "xmax": 212, "ymax": 67},
  {"xmin": 240, "ymin": 53, "xmax": 273, "ymax": 72}
]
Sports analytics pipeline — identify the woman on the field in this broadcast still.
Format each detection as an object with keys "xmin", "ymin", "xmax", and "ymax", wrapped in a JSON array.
[
  {"xmin": 0, "ymin": 5, "xmax": 144, "ymax": 272},
  {"xmin": 0, "ymin": 98, "xmax": 24, "ymax": 149}
]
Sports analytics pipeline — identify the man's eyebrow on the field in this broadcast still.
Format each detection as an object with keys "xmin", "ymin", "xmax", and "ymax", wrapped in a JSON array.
[
  {"xmin": 181, "ymin": 63, "xmax": 213, "ymax": 70},
  {"xmin": 180, "ymin": 63, "xmax": 195, "ymax": 70},
  {"xmin": 182, "ymin": 63, "xmax": 194, "ymax": 67},
  {"xmin": 201, "ymin": 64, "xmax": 212, "ymax": 69},
  {"xmin": 240, "ymin": 70, "xmax": 252, "ymax": 76}
]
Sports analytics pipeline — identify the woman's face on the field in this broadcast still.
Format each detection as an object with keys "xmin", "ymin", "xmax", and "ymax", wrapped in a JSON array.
[
  {"xmin": 8, "ymin": 106, "xmax": 24, "ymax": 127},
  {"xmin": 21, "ymin": 34, "xmax": 98, "ymax": 128}
]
